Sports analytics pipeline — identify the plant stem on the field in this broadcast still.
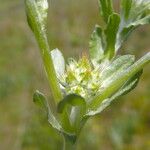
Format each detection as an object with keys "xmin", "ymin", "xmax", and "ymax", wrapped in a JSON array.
[
  {"xmin": 25, "ymin": 0, "xmax": 63, "ymax": 103},
  {"xmin": 63, "ymin": 136, "xmax": 77, "ymax": 150},
  {"xmin": 38, "ymin": 33, "xmax": 63, "ymax": 102}
]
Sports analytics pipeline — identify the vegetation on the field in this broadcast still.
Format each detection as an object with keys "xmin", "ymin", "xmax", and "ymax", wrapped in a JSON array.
[
  {"xmin": 24, "ymin": 0, "xmax": 150, "ymax": 149},
  {"xmin": 0, "ymin": 0, "xmax": 150, "ymax": 150}
]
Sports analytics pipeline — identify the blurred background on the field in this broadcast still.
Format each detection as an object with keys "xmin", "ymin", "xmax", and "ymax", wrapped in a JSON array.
[{"xmin": 0, "ymin": 0, "xmax": 150, "ymax": 150}]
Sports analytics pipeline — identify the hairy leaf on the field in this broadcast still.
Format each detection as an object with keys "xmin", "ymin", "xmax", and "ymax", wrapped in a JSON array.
[
  {"xmin": 86, "ymin": 70, "xmax": 143, "ymax": 116},
  {"xmin": 25, "ymin": 0, "xmax": 48, "ymax": 38},
  {"xmin": 116, "ymin": 0, "xmax": 150, "ymax": 50},
  {"xmin": 58, "ymin": 94, "xmax": 86, "ymax": 134},
  {"xmin": 51, "ymin": 48, "xmax": 65, "ymax": 78},
  {"xmin": 105, "ymin": 13, "xmax": 120, "ymax": 59},
  {"xmin": 89, "ymin": 25, "xmax": 105, "ymax": 66},
  {"xmin": 100, "ymin": 55, "xmax": 135, "ymax": 82},
  {"xmin": 99, "ymin": 0, "xmax": 114, "ymax": 23},
  {"xmin": 120, "ymin": 70, "xmax": 143, "ymax": 95},
  {"xmin": 33, "ymin": 90, "xmax": 62, "ymax": 131},
  {"xmin": 88, "ymin": 52, "xmax": 150, "ymax": 111}
]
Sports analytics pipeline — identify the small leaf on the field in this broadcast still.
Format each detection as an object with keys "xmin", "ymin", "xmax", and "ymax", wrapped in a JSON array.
[
  {"xmin": 99, "ymin": 0, "xmax": 114, "ymax": 23},
  {"xmin": 85, "ymin": 71, "xmax": 142, "ymax": 117},
  {"xmin": 128, "ymin": 15, "xmax": 150, "ymax": 27},
  {"xmin": 89, "ymin": 25, "xmax": 105, "ymax": 66},
  {"xmin": 25, "ymin": 0, "xmax": 48, "ymax": 37},
  {"xmin": 33, "ymin": 90, "xmax": 62, "ymax": 131},
  {"xmin": 88, "ymin": 52, "xmax": 150, "ymax": 111},
  {"xmin": 86, "ymin": 70, "xmax": 143, "ymax": 116},
  {"xmin": 51, "ymin": 48, "xmax": 65, "ymax": 78},
  {"xmin": 58, "ymin": 94, "xmax": 86, "ymax": 134},
  {"xmin": 33, "ymin": 91, "xmax": 77, "ymax": 138},
  {"xmin": 105, "ymin": 13, "xmax": 120, "ymax": 59},
  {"xmin": 121, "ymin": 0, "xmax": 150, "ymax": 23},
  {"xmin": 58, "ymin": 94, "xmax": 86, "ymax": 113},
  {"xmin": 116, "ymin": 0, "xmax": 150, "ymax": 50},
  {"xmin": 120, "ymin": 70, "xmax": 143, "ymax": 95},
  {"xmin": 101, "ymin": 55, "xmax": 135, "ymax": 82},
  {"xmin": 33, "ymin": 90, "xmax": 47, "ymax": 109}
]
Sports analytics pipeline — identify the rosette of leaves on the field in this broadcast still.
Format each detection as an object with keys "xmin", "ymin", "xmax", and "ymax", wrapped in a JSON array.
[{"xmin": 25, "ymin": 0, "xmax": 150, "ymax": 149}]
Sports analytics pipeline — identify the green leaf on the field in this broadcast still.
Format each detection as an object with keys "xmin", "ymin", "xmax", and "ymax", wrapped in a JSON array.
[
  {"xmin": 25, "ymin": 0, "xmax": 63, "ymax": 102},
  {"xmin": 120, "ymin": 70, "xmax": 143, "ymax": 95},
  {"xmin": 89, "ymin": 25, "xmax": 105, "ymax": 66},
  {"xmin": 99, "ymin": 0, "xmax": 114, "ymax": 23},
  {"xmin": 33, "ymin": 90, "xmax": 62, "ymax": 131},
  {"xmin": 88, "ymin": 52, "xmax": 150, "ymax": 111},
  {"xmin": 58, "ymin": 94, "xmax": 86, "ymax": 134},
  {"xmin": 121, "ymin": 0, "xmax": 150, "ymax": 22},
  {"xmin": 58, "ymin": 94, "xmax": 86, "ymax": 113},
  {"xmin": 33, "ymin": 90, "xmax": 47, "ymax": 108},
  {"xmin": 128, "ymin": 15, "xmax": 150, "ymax": 26},
  {"xmin": 104, "ymin": 13, "xmax": 120, "ymax": 59},
  {"xmin": 116, "ymin": 0, "xmax": 150, "ymax": 50},
  {"xmin": 33, "ymin": 92, "xmax": 77, "ymax": 140},
  {"xmin": 121, "ymin": 0, "xmax": 133, "ymax": 21},
  {"xmin": 86, "ymin": 54, "xmax": 136, "ymax": 116},
  {"xmin": 86, "ymin": 70, "xmax": 143, "ymax": 116},
  {"xmin": 100, "ymin": 55, "xmax": 135, "ymax": 82},
  {"xmin": 51, "ymin": 48, "xmax": 65, "ymax": 78}
]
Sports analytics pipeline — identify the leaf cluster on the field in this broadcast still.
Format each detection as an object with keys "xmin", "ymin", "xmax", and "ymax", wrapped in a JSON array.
[{"xmin": 25, "ymin": 0, "xmax": 150, "ymax": 144}]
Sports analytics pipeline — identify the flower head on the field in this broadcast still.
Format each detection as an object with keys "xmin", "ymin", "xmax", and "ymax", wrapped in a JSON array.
[{"xmin": 59, "ymin": 54, "xmax": 103, "ymax": 100}]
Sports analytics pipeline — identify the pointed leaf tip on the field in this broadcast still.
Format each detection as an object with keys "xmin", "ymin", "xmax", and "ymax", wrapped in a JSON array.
[
  {"xmin": 89, "ymin": 25, "xmax": 105, "ymax": 66},
  {"xmin": 33, "ymin": 90, "xmax": 47, "ymax": 109},
  {"xmin": 51, "ymin": 49, "xmax": 65, "ymax": 78},
  {"xmin": 116, "ymin": 0, "xmax": 150, "ymax": 50},
  {"xmin": 33, "ymin": 90, "xmax": 63, "ymax": 131},
  {"xmin": 25, "ymin": 0, "xmax": 48, "ymax": 34}
]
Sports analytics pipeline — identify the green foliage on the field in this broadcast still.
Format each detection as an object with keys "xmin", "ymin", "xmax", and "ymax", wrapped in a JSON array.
[
  {"xmin": 58, "ymin": 94, "xmax": 86, "ymax": 134},
  {"xmin": 24, "ymin": 0, "xmax": 150, "ymax": 149},
  {"xmin": 104, "ymin": 13, "xmax": 120, "ymax": 59},
  {"xmin": 89, "ymin": 25, "xmax": 104, "ymax": 66},
  {"xmin": 51, "ymin": 49, "xmax": 65, "ymax": 78},
  {"xmin": 87, "ymin": 53, "xmax": 150, "ymax": 113},
  {"xmin": 117, "ymin": 0, "xmax": 150, "ymax": 49},
  {"xmin": 33, "ymin": 90, "xmax": 63, "ymax": 132},
  {"xmin": 98, "ymin": 0, "xmax": 114, "ymax": 23},
  {"xmin": 91, "ymin": 0, "xmax": 150, "ymax": 60}
]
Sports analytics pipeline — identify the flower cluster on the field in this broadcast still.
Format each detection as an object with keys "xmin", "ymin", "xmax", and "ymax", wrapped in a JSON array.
[{"xmin": 60, "ymin": 55, "xmax": 102, "ymax": 100}]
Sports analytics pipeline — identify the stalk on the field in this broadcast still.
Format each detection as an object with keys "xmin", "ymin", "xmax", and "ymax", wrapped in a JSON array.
[
  {"xmin": 35, "ymin": 27, "xmax": 63, "ymax": 103},
  {"xmin": 63, "ymin": 136, "xmax": 77, "ymax": 150},
  {"xmin": 25, "ymin": 0, "xmax": 63, "ymax": 103}
]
